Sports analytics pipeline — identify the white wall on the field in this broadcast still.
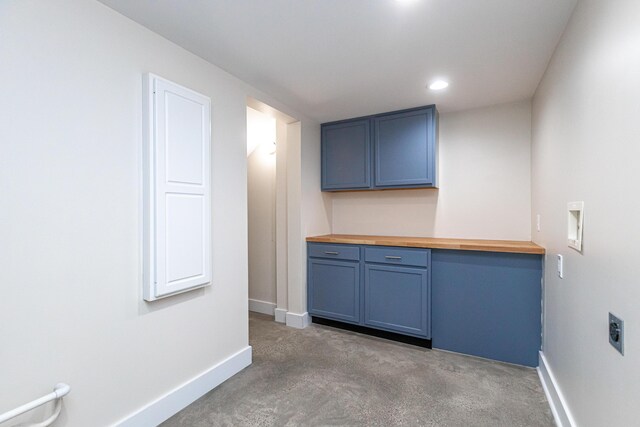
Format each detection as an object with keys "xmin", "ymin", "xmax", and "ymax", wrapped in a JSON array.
[
  {"xmin": 0, "ymin": 1, "xmax": 281, "ymax": 425},
  {"xmin": 247, "ymin": 108, "xmax": 277, "ymax": 307},
  {"xmin": 286, "ymin": 122, "xmax": 305, "ymax": 317},
  {"xmin": 531, "ymin": 1, "xmax": 640, "ymax": 425},
  {"xmin": 294, "ymin": 121, "xmax": 332, "ymax": 317},
  {"xmin": 247, "ymin": 107, "xmax": 276, "ymax": 157},
  {"xmin": 275, "ymin": 120, "xmax": 289, "ymax": 319},
  {"xmin": 331, "ymin": 100, "xmax": 532, "ymax": 240}
]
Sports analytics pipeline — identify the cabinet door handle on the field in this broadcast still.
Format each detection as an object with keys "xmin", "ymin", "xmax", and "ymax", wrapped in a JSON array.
[
  {"xmin": 324, "ymin": 251, "xmax": 339, "ymax": 255},
  {"xmin": 385, "ymin": 256, "xmax": 402, "ymax": 260}
]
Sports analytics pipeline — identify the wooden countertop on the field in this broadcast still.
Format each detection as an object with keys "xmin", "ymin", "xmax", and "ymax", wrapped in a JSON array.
[{"xmin": 306, "ymin": 234, "xmax": 545, "ymax": 255}]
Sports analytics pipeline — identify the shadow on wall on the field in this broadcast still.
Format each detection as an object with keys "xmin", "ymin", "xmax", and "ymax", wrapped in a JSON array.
[
  {"xmin": 331, "ymin": 189, "xmax": 439, "ymax": 236},
  {"xmin": 138, "ymin": 287, "xmax": 206, "ymax": 315}
]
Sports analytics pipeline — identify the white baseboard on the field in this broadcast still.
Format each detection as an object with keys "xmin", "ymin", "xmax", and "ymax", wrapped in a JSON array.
[
  {"xmin": 537, "ymin": 351, "xmax": 576, "ymax": 427},
  {"xmin": 248, "ymin": 298, "xmax": 276, "ymax": 316},
  {"xmin": 274, "ymin": 308, "xmax": 287, "ymax": 323},
  {"xmin": 285, "ymin": 311, "xmax": 310, "ymax": 329},
  {"xmin": 116, "ymin": 346, "xmax": 252, "ymax": 427}
]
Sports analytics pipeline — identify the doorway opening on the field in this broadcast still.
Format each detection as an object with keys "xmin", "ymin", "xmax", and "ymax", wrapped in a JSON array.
[{"xmin": 246, "ymin": 98, "xmax": 300, "ymax": 324}]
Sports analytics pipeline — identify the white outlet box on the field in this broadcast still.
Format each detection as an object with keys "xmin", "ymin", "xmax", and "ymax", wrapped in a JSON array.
[
  {"xmin": 536, "ymin": 214, "xmax": 541, "ymax": 232},
  {"xmin": 557, "ymin": 254, "xmax": 563, "ymax": 279}
]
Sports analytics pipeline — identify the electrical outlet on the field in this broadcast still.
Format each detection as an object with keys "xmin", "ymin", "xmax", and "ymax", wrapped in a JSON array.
[
  {"xmin": 557, "ymin": 254, "xmax": 563, "ymax": 278},
  {"xmin": 536, "ymin": 214, "xmax": 541, "ymax": 232},
  {"xmin": 609, "ymin": 312, "xmax": 624, "ymax": 355}
]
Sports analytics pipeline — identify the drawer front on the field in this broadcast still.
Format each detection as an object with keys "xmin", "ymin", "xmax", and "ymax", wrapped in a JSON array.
[
  {"xmin": 364, "ymin": 246, "xmax": 429, "ymax": 267},
  {"xmin": 308, "ymin": 243, "xmax": 360, "ymax": 261}
]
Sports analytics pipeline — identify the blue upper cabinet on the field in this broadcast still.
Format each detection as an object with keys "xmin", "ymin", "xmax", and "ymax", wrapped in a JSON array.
[
  {"xmin": 321, "ymin": 105, "xmax": 438, "ymax": 191},
  {"xmin": 321, "ymin": 119, "xmax": 371, "ymax": 191},
  {"xmin": 374, "ymin": 107, "xmax": 437, "ymax": 188}
]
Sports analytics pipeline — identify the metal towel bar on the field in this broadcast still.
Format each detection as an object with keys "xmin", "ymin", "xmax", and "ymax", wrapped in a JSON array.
[{"xmin": 0, "ymin": 383, "xmax": 70, "ymax": 426}]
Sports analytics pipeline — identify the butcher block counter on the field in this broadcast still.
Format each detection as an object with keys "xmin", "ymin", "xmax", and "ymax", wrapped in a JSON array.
[{"xmin": 306, "ymin": 234, "xmax": 545, "ymax": 255}]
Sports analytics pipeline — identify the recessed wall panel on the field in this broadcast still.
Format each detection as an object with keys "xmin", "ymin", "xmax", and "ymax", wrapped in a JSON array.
[
  {"xmin": 143, "ymin": 74, "xmax": 211, "ymax": 300},
  {"xmin": 165, "ymin": 92, "xmax": 204, "ymax": 185},
  {"xmin": 165, "ymin": 194, "xmax": 205, "ymax": 285}
]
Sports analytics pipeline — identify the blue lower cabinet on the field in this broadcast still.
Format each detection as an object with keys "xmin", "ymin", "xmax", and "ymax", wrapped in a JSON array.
[
  {"xmin": 308, "ymin": 258, "xmax": 360, "ymax": 324},
  {"xmin": 364, "ymin": 264, "xmax": 430, "ymax": 338},
  {"xmin": 431, "ymin": 250, "xmax": 542, "ymax": 367},
  {"xmin": 307, "ymin": 242, "xmax": 542, "ymax": 367}
]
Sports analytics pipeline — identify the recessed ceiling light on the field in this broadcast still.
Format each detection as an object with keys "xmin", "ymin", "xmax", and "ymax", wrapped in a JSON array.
[{"xmin": 428, "ymin": 80, "xmax": 449, "ymax": 91}]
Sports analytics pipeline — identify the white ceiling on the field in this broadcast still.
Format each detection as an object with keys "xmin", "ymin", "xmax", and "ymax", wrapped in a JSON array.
[{"xmin": 99, "ymin": 0, "xmax": 577, "ymax": 123}]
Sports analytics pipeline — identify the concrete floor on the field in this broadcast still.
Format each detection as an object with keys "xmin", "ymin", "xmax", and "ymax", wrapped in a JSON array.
[{"xmin": 162, "ymin": 313, "xmax": 554, "ymax": 426}]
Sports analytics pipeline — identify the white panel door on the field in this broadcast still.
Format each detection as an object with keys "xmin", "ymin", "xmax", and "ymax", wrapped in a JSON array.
[{"xmin": 144, "ymin": 74, "xmax": 211, "ymax": 300}]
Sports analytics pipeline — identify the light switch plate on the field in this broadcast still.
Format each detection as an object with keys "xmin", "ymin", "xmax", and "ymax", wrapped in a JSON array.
[
  {"xmin": 557, "ymin": 254, "xmax": 563, "ymax": 278},
  {"xmin": 536, "ymin": 214, "xmax": 541, "ymax": 232}
]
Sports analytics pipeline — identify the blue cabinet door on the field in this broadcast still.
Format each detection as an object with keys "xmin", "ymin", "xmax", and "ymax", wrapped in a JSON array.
[
  {"xmin": 321, "ymin": 119, "xmax": 371, "ymax": 190},
  {"xmin": 308, "ymin": 258, "xmax": 360, "ymax": 324},
  {"xmin": 364, "ymin": 264, "xmax": 430, "ymax": 338},
  {"xmin": 373, "ymin": 107, "xmax": 437, "ymax": 188},
  {"xmin": 431, "ymin": 250, "xmax": 542, "ymax": 367}
]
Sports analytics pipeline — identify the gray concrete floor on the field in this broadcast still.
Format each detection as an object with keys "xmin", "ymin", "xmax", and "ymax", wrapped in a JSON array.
[{"xmin": 162, "ymin": 313, "xmax": 553, "ymax": 426}]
